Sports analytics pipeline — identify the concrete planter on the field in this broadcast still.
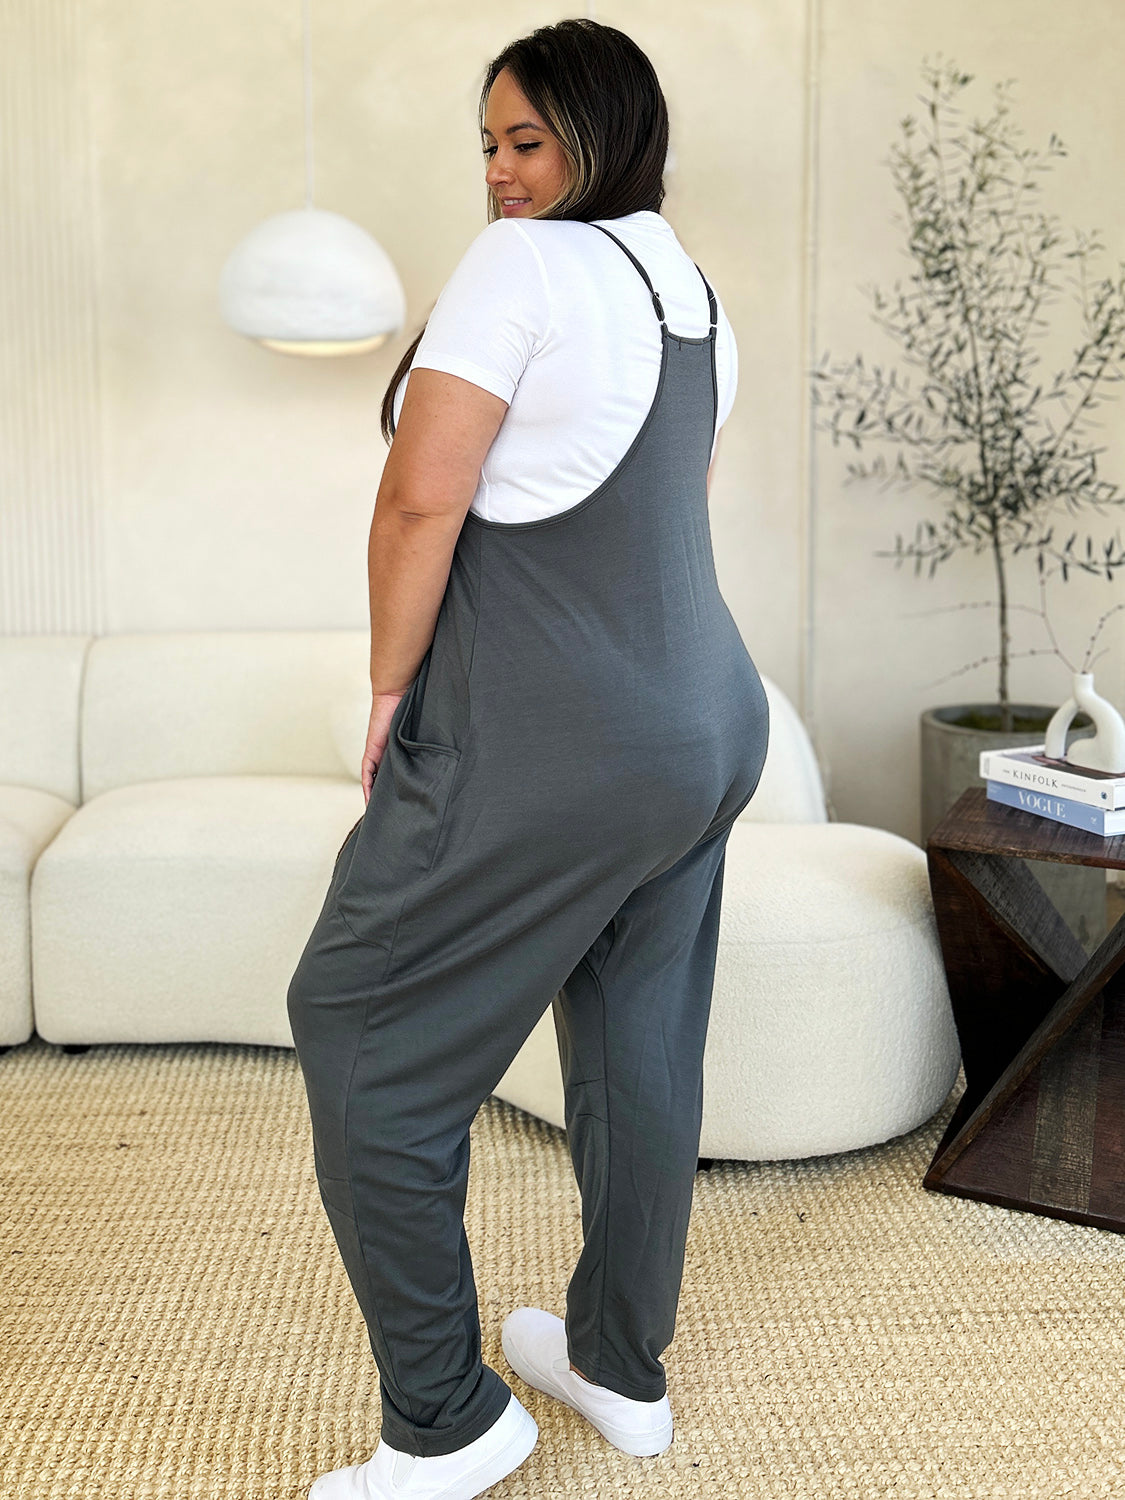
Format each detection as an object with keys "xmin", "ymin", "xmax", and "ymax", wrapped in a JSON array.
[{"xmin": 920, "ymin": 702, "xmax": 1105, "ymax": 951}]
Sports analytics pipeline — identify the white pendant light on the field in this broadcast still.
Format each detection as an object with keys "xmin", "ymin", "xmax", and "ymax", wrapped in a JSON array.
[{"xmin": 219, "ymin": 0, "xmax": 405, "ymax": 356}]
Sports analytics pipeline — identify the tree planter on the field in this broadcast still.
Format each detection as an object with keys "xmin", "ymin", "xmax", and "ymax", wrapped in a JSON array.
[
  {"xmin": 920, "ymin": 703, "xmax": 1104, "ymax": 951},
  {"xmin": 809, "ymin": 59, "xmax": 1125, "ymax": 950}
]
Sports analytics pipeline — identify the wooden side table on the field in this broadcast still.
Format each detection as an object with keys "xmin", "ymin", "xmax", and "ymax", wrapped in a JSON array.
[{"xmin": 924, "ymin": 786, "xmax": 1125, "ymax": 1231}]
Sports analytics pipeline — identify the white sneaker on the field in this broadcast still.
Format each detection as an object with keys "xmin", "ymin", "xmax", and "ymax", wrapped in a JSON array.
[
  {"xmin": 307, "ymin": 1388, "xmax": 538, "ymax": 1500},
  {"xmin": 500, "ymin": 1306, "xmax": 673, "ymax": 1457}
]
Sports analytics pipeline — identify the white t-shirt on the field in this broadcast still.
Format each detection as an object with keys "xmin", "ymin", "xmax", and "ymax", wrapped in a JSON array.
[{"xmin": 391, "ymin": 210, "xmax": 738, "ymax": 525}]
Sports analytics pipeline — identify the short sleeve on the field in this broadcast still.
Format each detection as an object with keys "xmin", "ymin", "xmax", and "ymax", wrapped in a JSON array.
[
  {"xmin": 399, "ymin": 218, "xmax": 551, "ymax": 413},
  {"xmin": 716, "ymin": 298, "xmax": 738, "ymax": 432}
]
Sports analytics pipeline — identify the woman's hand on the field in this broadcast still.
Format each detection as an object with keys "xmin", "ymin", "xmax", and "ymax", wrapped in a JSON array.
[
  {"xmin": 361, "ymin": 691, "xmax": 407, "ymax": 805},
  {"xmin": 362, "ymin": 367, "xmax": 504, "ymax": 805}
]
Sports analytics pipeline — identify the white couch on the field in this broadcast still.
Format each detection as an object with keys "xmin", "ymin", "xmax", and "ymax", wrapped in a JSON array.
[{"xmin": 0, "ymin": 630, "xmax": 959, "ymax": 1161}]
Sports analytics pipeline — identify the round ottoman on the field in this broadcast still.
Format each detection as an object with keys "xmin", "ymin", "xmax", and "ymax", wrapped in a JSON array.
[{"xmin": 492, "ymin": 819, "xmax": 961, "ymax": 1162}]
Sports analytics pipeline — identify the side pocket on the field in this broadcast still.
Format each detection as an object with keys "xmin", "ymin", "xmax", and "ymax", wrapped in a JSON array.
[
  {"xmin": 394, "ymin": 652, "xmax": 460, "ymax": 759},
  {"xmin": 315, "ymin": 815, "xmax": 363, "ymax": 920},
  {"xmin": 332, "ymin": 815, "xmax": 364, "ymax": 869},
  {"xmin": 334, "ymin": 738, "xmax": 461, "ymax": 955}
]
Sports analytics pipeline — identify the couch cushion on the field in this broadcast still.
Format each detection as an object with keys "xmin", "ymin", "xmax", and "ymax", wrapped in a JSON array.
[
  {"xmin": 30, "ymin": 775, "xmax": 364, "ymax": 1045},
  {"xmin": 330, "ymin": 669, "xmax": 372, "ymax": 783},
  {"xmin": 0, "ymin": 635, "xmax": 89, "ymax": 803},
  {"xmin": 81, "ymin": 631, "xmax": 370, "ymax": 799},
  {"xmin": 0, "ymin": 786, "xmax": 76, "ymax": 864},
  {"xmin": 0, "ymin": 786, "xmax": 76, "ymax": 1047},
  {"xmin": 736, "ymin": 673, "xmax": 827, "ymax": 824},
  {"xmin": 705, "ymin": 820, "xmax": 959, "ymax": 1158}
]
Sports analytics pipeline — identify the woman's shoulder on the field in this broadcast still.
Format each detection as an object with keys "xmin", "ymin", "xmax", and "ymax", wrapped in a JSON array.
[
  {"xmin": 429, "ymin": 217, "xmax": 550, "ymax": 314},
  {"xmin": 442, "ymin": 215, "xmax": 605, "ymax": 304},
  {"xmin": 513, "ymin": 211, "xmax": 710, "ymax": 288},
  {"xmin": 505, "ymin": 210, "xmax": 669, "ymax": 249},
  {"xmin": 443, "ymin": 211, "xmax": 732, "ymax": 347},
  {"xmin": 453, "ymin": 210, "xmax": 676, "ymax": 266},
  {"xmin": 498, "ymin": 212, "xmax": 679, "ymax": 293},
  {"xmin": 451, "ymin": 214, "xmax": 539, "ymax": 264}
]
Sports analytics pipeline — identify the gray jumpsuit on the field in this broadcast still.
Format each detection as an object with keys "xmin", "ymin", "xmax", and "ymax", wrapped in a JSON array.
[{"xmin": 286, "ymin": 221, "xmax": 770, "ymax": 1459}]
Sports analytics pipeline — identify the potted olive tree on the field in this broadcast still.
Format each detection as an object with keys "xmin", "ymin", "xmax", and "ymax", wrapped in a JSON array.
[{"xmin": 812, "ymin": 57, "xmax": 1125, "ymax": 945}]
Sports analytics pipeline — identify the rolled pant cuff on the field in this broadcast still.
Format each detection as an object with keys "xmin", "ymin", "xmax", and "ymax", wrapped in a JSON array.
[
  {"xmin": 567, "ymin": 1351, "xmax": 668, "ymax": 1403},
  {"xmin": 378, "ymin": 1363, "xmax": 513, "ymax": 1458}
]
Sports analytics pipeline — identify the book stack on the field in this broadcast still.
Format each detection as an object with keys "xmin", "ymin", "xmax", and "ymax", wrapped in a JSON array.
[{"xmin": 979, "ymin": 744, "xmax": 1125, "ymax": 838}]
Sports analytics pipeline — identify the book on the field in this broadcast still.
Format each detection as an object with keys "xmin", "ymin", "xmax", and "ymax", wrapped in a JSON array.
[
  {"xmin": 979, "ymin": 743, "xmax": 1125, "ymax": 811},
  {"xmin": 985, "ymin": 777, "xmax": 1125, "ymax": 837}
]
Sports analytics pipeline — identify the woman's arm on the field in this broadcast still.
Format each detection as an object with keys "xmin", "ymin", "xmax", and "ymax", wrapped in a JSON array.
[
  {"xmin": 359, "ymin": 367, "xmax": 507, "ymax": 798},
  {"xmin": 368, "ymin": 367, "xmax": 508, "ymax": 696},
  {"xmin": 706, "ymin": 429, "xmax": 721, "ymax": 500}
]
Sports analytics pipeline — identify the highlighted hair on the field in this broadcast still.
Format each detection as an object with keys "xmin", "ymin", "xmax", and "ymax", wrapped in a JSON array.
[{"xmin": 379, "ymin": 19, "xmax": 669, "ymax": 444}]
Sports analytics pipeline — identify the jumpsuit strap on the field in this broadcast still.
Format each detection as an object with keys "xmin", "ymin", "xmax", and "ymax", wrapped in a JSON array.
[
  {"xmin": 589, "ymin": 222, "xmax": 667, "ymax": 332},
  {"xmin": 692, "ymin": 263, "xmax": 719, "ymax": 331},
  {"xmin": 589, "ymin": 221, "xmax": 719, "ymax": 334}
]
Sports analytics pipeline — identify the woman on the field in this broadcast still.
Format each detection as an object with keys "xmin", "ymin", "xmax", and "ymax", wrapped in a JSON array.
[{"xmin": 287, "ymin": 18, "xmax": 769, "ymax": 1500}]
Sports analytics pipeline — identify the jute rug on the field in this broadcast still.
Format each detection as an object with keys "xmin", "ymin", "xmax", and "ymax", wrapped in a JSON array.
[{"xmin": 3, "ymin": 1036, "xmax": 1125, "ymax": 1499}]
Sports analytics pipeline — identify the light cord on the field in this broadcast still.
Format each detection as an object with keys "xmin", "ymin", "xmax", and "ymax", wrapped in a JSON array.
[{"xmin": 302, "ymin": 0, "xmax": 314, "ymax": 208}]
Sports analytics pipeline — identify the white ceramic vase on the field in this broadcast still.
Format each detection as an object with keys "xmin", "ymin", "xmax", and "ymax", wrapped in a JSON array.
[{"xmin": 1043, "ymin": 670, "xmax": 1125, "ymax": 773}]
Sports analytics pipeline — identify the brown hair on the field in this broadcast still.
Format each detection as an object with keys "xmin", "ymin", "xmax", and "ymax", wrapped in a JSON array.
[{"xmin": 378, "ymin": 18, "xmax": 669, "ymax": 444}]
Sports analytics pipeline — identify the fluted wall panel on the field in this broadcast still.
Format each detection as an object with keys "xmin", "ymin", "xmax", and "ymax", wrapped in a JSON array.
[{"xmin": 0, "ymin": 0, "xmax": 105, "ymax": 635}]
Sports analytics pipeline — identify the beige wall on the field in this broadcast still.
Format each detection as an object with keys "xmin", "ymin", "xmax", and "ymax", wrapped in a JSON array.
[
  {"xmin": 4, "ymin": 0, "xmax": 1123, "ymax": 842},
  {"xmin": 813, "ymin": 0, "xmax": 1125, "ymax": 837}
]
